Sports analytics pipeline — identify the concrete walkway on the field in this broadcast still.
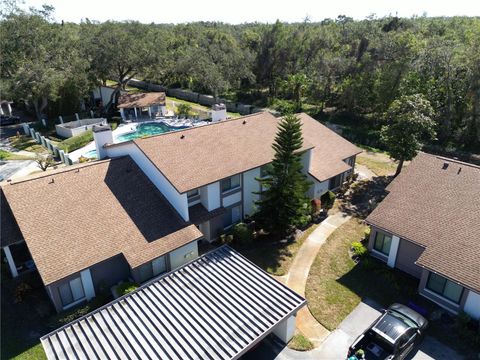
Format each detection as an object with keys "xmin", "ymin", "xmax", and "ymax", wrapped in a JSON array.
[{"xmin": 285, "ymin": 212, "xmax": 351, "ymax": 346}]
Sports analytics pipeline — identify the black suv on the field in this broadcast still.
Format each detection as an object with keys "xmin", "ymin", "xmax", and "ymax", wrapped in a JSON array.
[{"xmin": 347, "ymin": 303, "xmax": 428, "ymax": 360}]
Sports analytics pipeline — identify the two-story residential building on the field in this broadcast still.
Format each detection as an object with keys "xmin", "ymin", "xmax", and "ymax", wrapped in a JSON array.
[
  {"xmin": 1, "ymin": 111, "xmax": 359, "ymax": 314},
  {"xmin": 366, "ymin": 153, "xmax": 480, "ymax": 319},
  {"xmin": 96, "ymin": 111, "xmax": 361, "ymax": 241}
]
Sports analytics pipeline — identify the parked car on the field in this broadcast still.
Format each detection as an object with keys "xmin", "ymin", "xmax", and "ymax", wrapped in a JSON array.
[
  {"xmin": 0, "ymin": 115, "xmax": 20, "ymax": 125},
  {"xmin": 347, "ymin": 303, "xmax": 428, "ymax": 360}
]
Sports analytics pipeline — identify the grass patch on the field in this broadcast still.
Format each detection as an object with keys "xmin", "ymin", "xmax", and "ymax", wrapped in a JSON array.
[
  {"xmin": 57, "ymin": 131, "xmax": 93, "ymax": 153},
  {"xmin": 288, "ymin": 333, "xmax": 314, "ymax": 351},
  {"xmin": 234, "ymin": 224, "xmax": 318, "ymax": 276},
  {"xmin": 8, "ymin": 135, "xmax": 46, "ymax": 153},
  {"xmin": 306, "ymin": 218, "xmax": 368, "ymax": 330},
  {"xmin": 11, "ymin": 343, "xmax": 46, "ymax": 360},
  {"xmin": 356, "ymin": 154, "xmax": 397, "ymax": 177},
  {"xmin": 0, "ymin": 150, "xmax": 34, "ymax": 160},
  {"xmin": 356, "ymin": 144, "xmax": 389, "ymax": 155},
  {"xmin": 167, "ymin": 96, "xmax": 241, "ymax": 118}
]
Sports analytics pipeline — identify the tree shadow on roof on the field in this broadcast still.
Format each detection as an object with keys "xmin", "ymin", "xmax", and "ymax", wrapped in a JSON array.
[{"xmin": 103, "ymin": 157, "xmax": 188, "ymax": 243}]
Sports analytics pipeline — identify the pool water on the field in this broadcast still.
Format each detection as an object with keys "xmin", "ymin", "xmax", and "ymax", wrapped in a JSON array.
[
  {"xmin": 117, "ymin": 122, "xmax": 188, "ymax": 142},
  {"xmin": 84, "ymin": 149, "xmax": 97, "ymax": 158}
]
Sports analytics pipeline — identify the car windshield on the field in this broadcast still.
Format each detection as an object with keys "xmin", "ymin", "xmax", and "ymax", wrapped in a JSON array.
[{"xmin": 388, "ymin": 310, "xmax": 418, "ymax": 329}]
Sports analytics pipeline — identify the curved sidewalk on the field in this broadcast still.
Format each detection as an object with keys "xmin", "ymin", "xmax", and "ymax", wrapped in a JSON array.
[{"xmin": 285, "ymin": 212, "xmax": 351, "ymax": 346}]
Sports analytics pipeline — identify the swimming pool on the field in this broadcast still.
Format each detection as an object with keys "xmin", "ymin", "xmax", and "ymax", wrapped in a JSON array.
[
  {"xmin": 84, "ymin": 149, "xmax": 97, "ymax": 158},
  {"xmin": 116, "ymin": 122, "xmax": 188, "ymax": 142}
]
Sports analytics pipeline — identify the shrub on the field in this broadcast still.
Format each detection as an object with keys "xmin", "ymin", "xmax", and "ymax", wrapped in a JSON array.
[
  {"xmin": 57, "ymin": 130, "xmax": 94, "ymax": 153},
  {"xmin": 351, "ymin": 241, "xmax": 368, "ymax": 258},
  {"xmin": 116, "ymin": 282, "xmax": 138, "ymax": 296},
  {"xmin": 320, "ymin": 191, "xmax": 336, "ymax": 210},
  {"xmin": 232, "ymin": 223, "xmax": 253, "ymax": 244}
]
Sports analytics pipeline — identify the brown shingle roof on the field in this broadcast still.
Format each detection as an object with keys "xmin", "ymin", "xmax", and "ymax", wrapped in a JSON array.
[
  {"xmin": 366, "ymin": 153, "xmax": 480, "ymax": 292},
  {"xmin": 1, "ymin": 157, "xmax": 202, "ymax": 285},
  {"xmin": 297, "ymin": 113, "xmax": 362, "ymax": 181},
  {"xmin": 118, "ymin": 92, "xmax": 166, "ymax": 108},
  {"xmin": 132, "ymin": 112, "xmax": 358, "ymax": 193},
  {"xmin": 133, "ymin": 112, "xmax": 315, "ymax": 193}
]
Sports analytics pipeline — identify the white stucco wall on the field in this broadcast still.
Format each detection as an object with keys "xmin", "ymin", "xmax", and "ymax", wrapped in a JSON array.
[
  {"xmin": 387, "ymin": 235, "xmax": 400, "ymax": 268},
  {"xmin": 309, "ymin": 177, "xmax": 329, "ymax": 199},
  {"xmin": 464, "ymin": 290, "xmax": 480, "ymax": 320},
  {"xmin": 206, "ymin": 182, "xmax": 221, "ymax": 211},
  {"xmin": 105, "ymin": 143, "xmax": 189, "ymax": 221},
  {"xmin": 169, "ymin": 241, "xmax": 198, "ymax": 270},
  {"xmin": 300, "ymin": 149, "xmax": 312, "ymax": 175},
  {"xmin": 273, "ymin": 314, "xmax": 297, "ymax": 343},
  {"xmin": 93, "ymin": 128, "xmax": 113, "ymax": 160},
  {"xmin": 223, "ymin": 191, "xmax": 242, "ymax": 208},
  {"xmin": 243, "ymin": 167, "xmax": 261, "ymax": 216}
]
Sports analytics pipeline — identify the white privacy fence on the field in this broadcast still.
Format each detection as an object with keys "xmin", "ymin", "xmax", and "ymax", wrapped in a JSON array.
[{"xmin": 22, "ymin": 123, "xmax": 73, "ymax": 166}]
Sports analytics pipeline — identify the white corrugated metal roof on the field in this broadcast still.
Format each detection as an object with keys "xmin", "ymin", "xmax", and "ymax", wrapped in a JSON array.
[{"xmin": 41, "ymin": 246, "xmax": 306, "ymax": 360}]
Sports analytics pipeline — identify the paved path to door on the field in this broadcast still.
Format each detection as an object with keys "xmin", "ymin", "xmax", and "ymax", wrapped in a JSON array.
[{"xmin": 285, "ymin": 212, "xmax": 351, "ymax": 346}]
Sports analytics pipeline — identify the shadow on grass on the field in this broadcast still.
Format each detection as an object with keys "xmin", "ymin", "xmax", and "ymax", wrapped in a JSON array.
[
  {"xmin": 337, "ymin": 257, "xmax": 479, "ymax": 358},
  {"xmin": 339, "ymin": 176, "xmax": 392, "ymax": 219},
  {"xmin": 1, "ymin": 268, "xmax": 112, "ymax": 359}
]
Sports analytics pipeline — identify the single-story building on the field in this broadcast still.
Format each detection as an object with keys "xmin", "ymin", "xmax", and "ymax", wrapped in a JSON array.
[
  {"xmin": 366, "ymin": 153, "xmax": 480, "ymax": 319},
  {"xmin": 118, "ymin": 92, "xmax": 167, "ymax": 120},
  {"xmin": 1, "ymin": 156, "xmax": 203, "ymax": 312},
  {"xmin": 41, "ymin": 246, "xmax": 306, "ymax": 359}
]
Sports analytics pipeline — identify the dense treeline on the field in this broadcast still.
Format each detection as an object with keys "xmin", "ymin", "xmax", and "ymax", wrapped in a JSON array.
[{"xmin": 1, "ymin": 5, "xmax": 479, "ymax": 151}]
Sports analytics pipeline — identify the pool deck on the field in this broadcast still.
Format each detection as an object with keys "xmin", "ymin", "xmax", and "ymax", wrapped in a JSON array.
[{"xmin": 68, "ymin": 118, "xmax": 209, "ymax": 162}]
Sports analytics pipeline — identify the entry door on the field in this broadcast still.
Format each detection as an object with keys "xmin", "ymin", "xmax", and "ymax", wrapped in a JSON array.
[{"xmin": 152, "ymin": 256, "xmax": 167, "ymax": 277}]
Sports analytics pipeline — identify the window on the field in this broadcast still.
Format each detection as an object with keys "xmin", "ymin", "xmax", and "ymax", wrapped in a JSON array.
[
  {"xmin": 426, "ymin": 273, "xmax": 463, "ymax": 303},
  {"xmin": 221, "ymin": 174, "xmax": 241, "ymax": 193},
  {"xmin": 373, "ymin": 232, "xmax": 392, "ymax": 255},
  {"xmin": 59, "ymin": 277, "xmax": 85, "ymax": 307},
  {"xmin": 329, "ymin": 174, "xmax": 343, "ymax": 189},
  {"xmin": 260, "ymin": 164, "xmax": 272, "ymax": 178},
  {"xmin": 187, "ymin": 189, "xmax": 200, "ymax": 204},
  {"xmin": 223, "ymin": 205, "xmax": 242, "ymax": 228}
]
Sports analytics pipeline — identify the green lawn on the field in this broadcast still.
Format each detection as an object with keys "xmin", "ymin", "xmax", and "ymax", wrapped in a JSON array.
[
  {"xmin": 356, "ymin": 154, "xmax": 397, "ymax": 177},
  {"xmin": 233, "ymin": 224, "xmax": 318, "ymax": 276},
  {"xmin": 11, "ymin": 343, "xmax": 46, "ymax": 360},
  {"xmin": 0, "ymin": 149, "xmax": 34, "ymax": 160},
  {"xmin": 166, "ymin": 96, "xmax": 241, "ymax": 119},
  {"xmin": 8, "ymin": 135, "xmax": 46, "ymax": 153},
  {"xmin": 288, "ymin": 333, "xmax": 314, "ymax": 351},
  {"xmin": 305, "ymin": 218, "xmax": 478, "ymax": 357}
]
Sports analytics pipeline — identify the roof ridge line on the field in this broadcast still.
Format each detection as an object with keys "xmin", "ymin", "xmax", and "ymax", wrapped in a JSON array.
[
  {"xmin": 133, "ymin": 111, "xmax": 273, "ymax": 143},
  {"xmin": 1, "ymin": 157, "xmax": 120, "ymax": 186}
]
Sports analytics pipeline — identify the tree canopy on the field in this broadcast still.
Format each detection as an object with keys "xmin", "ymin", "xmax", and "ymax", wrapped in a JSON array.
[
  {"xmin": 255, "ymin": 114, "xmax": 312, "ymax": 236},
  {"xmin": 1, "ymin": 5, "xmax": 479, "ymax": 153},
  {"xmin": 381, "ymin": 94, "xmax": 436, "ymax": 176}
]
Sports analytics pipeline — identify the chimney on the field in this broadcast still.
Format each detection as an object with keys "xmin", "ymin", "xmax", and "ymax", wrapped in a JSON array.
[
  {"xmin": 93, "ymin": 124, "xmax": 113, "ymax": 160},
  {"xmin": 211, "ymin": 103, "xmax": 227, "ymax": 122}
]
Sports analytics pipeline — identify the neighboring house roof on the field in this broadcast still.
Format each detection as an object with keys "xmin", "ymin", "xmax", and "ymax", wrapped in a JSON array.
[
  {"xmin": 41, "ymin": 246, "xmax": 306, "ymax": 360},
  {"xmin": 1, "ymin": 157, "xmax": 202, "ymax": 285},
  {"xmin": 296, "ymin": 113, "xmax": 362, "ymax": 182},
  {"xmin": 131, "ymin": 112, "xmax": 357, "ymax": 193},
  {"xmin": 117, "ymin": 92, "xmax": 166, "ymax": 108},
  {"xmin": 366, "ymin": 153, "xmax": 480, "ymax": 293}
]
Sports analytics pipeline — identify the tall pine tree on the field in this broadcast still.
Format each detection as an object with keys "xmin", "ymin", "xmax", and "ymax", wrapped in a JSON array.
[{"xmin": 256, "ymin": 114, "xmax": 312, "ymax": 237}]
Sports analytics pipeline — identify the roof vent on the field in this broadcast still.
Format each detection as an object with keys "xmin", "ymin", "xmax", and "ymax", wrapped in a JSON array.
[
  {"xmin": 442, "ymin": 162, "xmax": 449, "ymax": 170},
  {"xmin": 180, "ymin": 134, "xmax": 185, "ymax": 139},
  {"xmin": 457, "ymin": 167, "xmax": 462, "ymax": 174},
  {"xmin": 243, "ymin": 120, "xmax": 247, "ymax": 125},
  {"xmin": 49, "ymin": 178, "xmax": 55, "ymax": 184}
]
